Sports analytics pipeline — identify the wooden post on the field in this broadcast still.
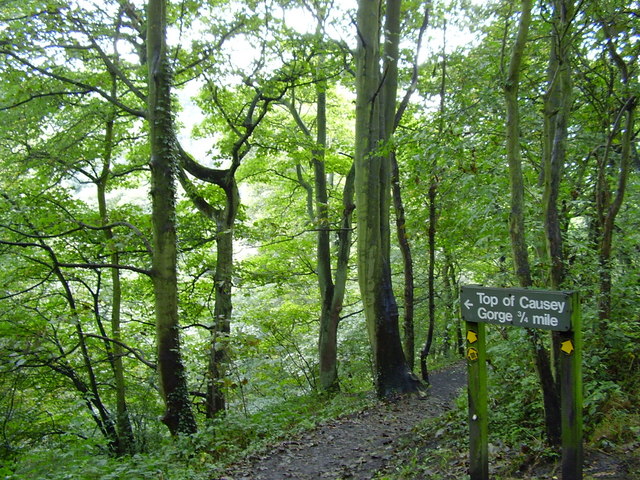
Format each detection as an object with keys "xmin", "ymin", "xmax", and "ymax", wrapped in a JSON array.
[
  {"xmin": 466, "ymin": 321, "xmax": 488, "ymax": 480},
  {"xmin": 560, "ymin": 292, "xmax": 583, "ymax": 479}
]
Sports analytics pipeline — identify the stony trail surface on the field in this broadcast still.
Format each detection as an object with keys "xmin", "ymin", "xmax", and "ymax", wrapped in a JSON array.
[{"xmin": 219, "ymin": 362, "xmax": 467, "ymax": 480}]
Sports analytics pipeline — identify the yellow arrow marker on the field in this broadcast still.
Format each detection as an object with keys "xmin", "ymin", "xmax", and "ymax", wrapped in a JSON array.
[
  {"xmin": 467, "ymin": 347, "xmax": 479, "ymax": 362},
  {"xmin": 561, "ymin": 340, "xmax": 574, "ymax": 355},
  {"xmin": 467, "ymin": 331, "xmax": 478, "ymax": 344}
]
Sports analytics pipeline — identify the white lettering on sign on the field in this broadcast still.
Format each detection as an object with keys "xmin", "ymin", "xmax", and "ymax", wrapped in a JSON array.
[
  {"xmin": 478, "ymin": 307, "xmax": 513, "ymax": 323},
  {"xmin": 532, "ymin": 313, "xmax": 558, "ymax": 327},
  {"xmin": 519, "ymin": 296, "xmax": 566, "ymax": 314},
  {"xmin": 461, "ymin": 286, "xmax": 573, "ymax": 331},
  {"xmin": 476, "ymin": 292, "xmax": 498, "ymax": 307}
]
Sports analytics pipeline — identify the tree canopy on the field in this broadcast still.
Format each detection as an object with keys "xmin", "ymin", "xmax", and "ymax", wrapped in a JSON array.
[{"xmin": 0, "ymin": 0, "xmax": 638, "ymax": 477}]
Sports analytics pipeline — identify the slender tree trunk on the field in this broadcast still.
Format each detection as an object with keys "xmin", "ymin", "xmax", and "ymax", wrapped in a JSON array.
[
  {"xmin": 355, "ymin": 0, "xmax": 422, "ymax": 397},
  {"xmin": 3, "ymin": 196, "xmax": 121, "ymax": 447},
  {"xmin": 543, "ymin": 0, "xmax": 573, "ymax": 291},
  {"xmin": 420, "ymin": 182, "xmax": 437, "ymax": 383},
  {"xmin": 595, "ymin": 17, "xmax": 635, "ymax": 324},
  {"xmin": 420, "ymin": 37, "xmax": 446, "ymax": 382},
  {"xmin": 147, "ymin": 0, "xmax": 197, "ymax": 435},
  {"xmin": 542, "ymin": 0, "xmax": 574, "ymax": 412},
  {"xmin": 392, "ymin": 153, "xmax": 415, "ymax": 370},
  {"xmin": 504, "ymin": 0, "xmax": 533, "ymax": 289},
  {"xmin": 391, "ymin": 0, "xmax": 430, "ymax": 373},
  {"xmin": 93, "ymin": 74, "xmax": 136, "ymax": 455},
  {"xmin": 206, "ymin": 178, "xmax": 239, "ymax": 416},
  {"xmin": 178, "ymin": 85, "xmax": 276, "ymax": 415},
  {"xmin": 597, "ymin": 98, "xmax": 634, "ymax": 322},
  {"xmin": 441, "ymin": 253, "xmax": 452, "ymax": 356},
  {"xmin": 503, "ymin": 0, "xmax": 560, "ymax": 446},
  {"xmin": 282, "ymin": 10, "xmax": 354, "ymax": 392},
  {"xmin": 442, "ymin": 254, "xmax": 464, "ymax": 357},
  {"xmin": 313, "ymin": 48, "xmax": 339, "ymax": 392},
  {"xmin": 97, "ymin": 175, "xmax": 135, "ymax": 451}
]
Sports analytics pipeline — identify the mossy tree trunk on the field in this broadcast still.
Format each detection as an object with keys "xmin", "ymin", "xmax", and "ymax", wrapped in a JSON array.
[{"xmin": 147, "ymin": 0, "xmax": 197, "ymax": 435}]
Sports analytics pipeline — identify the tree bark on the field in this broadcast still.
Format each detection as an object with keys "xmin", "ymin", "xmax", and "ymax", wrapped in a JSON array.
[
  {"xmin": 542, "ymin": 0, "xmax": 574, "ymax": 431},
  {"xmin": 355, "ymin": 0, "xmax": 422, "ymax": 397},
  {"xmin": 312, "ymin": 44, "xmax": 339, "ymax": 392},
  {"xmin": 391, "ymin": 0, "xmax": 429, "ymax": 374},
  {"xmin": 147, "ymin": 0, "xmax": 197, "ymax": 435},
  {"xmin": 178, "ymin": 85, "xmax": 275, "ymax": 416}
]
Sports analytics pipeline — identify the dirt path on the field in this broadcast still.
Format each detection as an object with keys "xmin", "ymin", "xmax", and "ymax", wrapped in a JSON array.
[{"xmin": 221, "ymin": 362, "xmax": 467, "ymax": 480}]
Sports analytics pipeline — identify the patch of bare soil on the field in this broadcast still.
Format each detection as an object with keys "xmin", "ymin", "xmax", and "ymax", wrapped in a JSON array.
[{"xmin": 219, "ymin": 362, "xmax": 467, "ymax": 480}]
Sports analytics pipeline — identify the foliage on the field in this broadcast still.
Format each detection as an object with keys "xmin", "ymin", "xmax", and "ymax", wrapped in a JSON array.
[
  {"xmin": 0, "ymin": 0, "xmax": 638, "ymax": 476},
  {"xmin": 4, "ymin": 390, "xmax": 374, "ymax": 480}
]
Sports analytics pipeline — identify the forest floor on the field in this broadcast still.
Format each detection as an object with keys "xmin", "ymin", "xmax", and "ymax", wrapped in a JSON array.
[{"xmin": 218, "ymin": 362, "xmax": 638, "ymax": 480}]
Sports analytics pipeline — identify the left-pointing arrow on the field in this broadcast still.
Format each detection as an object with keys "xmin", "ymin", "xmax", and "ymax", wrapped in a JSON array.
[{"xmin": 464, "ymin": 299, "xmax": 474, "ymax": 310}]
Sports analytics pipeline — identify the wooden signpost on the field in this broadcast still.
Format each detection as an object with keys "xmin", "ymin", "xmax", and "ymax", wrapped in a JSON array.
[{"xmin": 460, "ymin": 285, "xmax": 583, "ymax": 480}]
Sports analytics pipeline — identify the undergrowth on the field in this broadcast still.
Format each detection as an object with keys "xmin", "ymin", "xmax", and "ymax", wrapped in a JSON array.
[{"xmin": 4, "ymin": 391, "xmax": 375, "ymax": 480}]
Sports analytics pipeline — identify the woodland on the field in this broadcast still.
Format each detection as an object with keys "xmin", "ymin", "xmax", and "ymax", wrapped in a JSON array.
[{"xmin": 0, "ymin": 0, "xmax": 638, "ymax": 478}]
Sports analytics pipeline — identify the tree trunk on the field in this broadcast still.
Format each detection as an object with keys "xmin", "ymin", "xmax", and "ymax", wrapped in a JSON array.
[
  {"xmin": 97, "ymin": 160, "xmax": 135, "ymax": 452},
  {"xmin": 597, "ymin": 98, "xmax": 634, "ymax": 322},
  {"xmin": 504, "ymin": 0, "xmax": 533, "ymax": 290},
  {"xmin": 420, "ymin": 182, "xmax": 437, "ymax": 383},
  {"xmin": 595, "ymin": 16, "xmax": 635, "ymax": 324},
  {"xmin": 3, "ymin": 196, "xmax": 122, "ymax": 448},
  {"xmin": 283, "ymin": 13, "xmax": 355, "ymax": 392},
  {"xmin": 206, "ymin": 178, "xmax": 239, "ymax": 416},
  {"xmin": 543, "ymin": 0, "xmax": 573, "ymax": 292},
  {"xmin": 93, "ymin": 73, "xmax": 136, "ymax": 455},
  {"xmin": 313, "ymin": 48, "xmax": 340, "ymax": 392},
  {"xmin": 542, "ymin": 0, "xmax": 574, "ymax": 423},
  {"xmin": 421, "ymin": 38, "xmax": 446, "ymax": 381},
  {"xmin": 355, "ymin": 0, "xmax": 422, "ymax": 397},
  {"xmin": 503, "ymin": 0, "xmax": 560, "ymax": 446},
  {"xmin": 391, "ymin": 0, "xmax": 430, "ymax": 374},
  {"xmin": 147, "ymin": 0, "xmax": 197, "ymax": 435},
  {"xmin": 392, "ymin": 153, "xmax": 415, "ymax": 370},
  {"xmin": 178, "ymin": 85, "xmax": 276, "ymax": 415}
]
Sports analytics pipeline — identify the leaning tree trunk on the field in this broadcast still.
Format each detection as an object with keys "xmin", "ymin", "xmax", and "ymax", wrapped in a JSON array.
[
  {"xmin": 355, "ymin": 0, "xmax": 422, "ymax": 397},
  {"xmin": 503, "ymin": 0, "xmax": 560, "ymax": 446},
  {"xmin": 147, "ymin": 0, "xmax": 197, "ymax": 435}
]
